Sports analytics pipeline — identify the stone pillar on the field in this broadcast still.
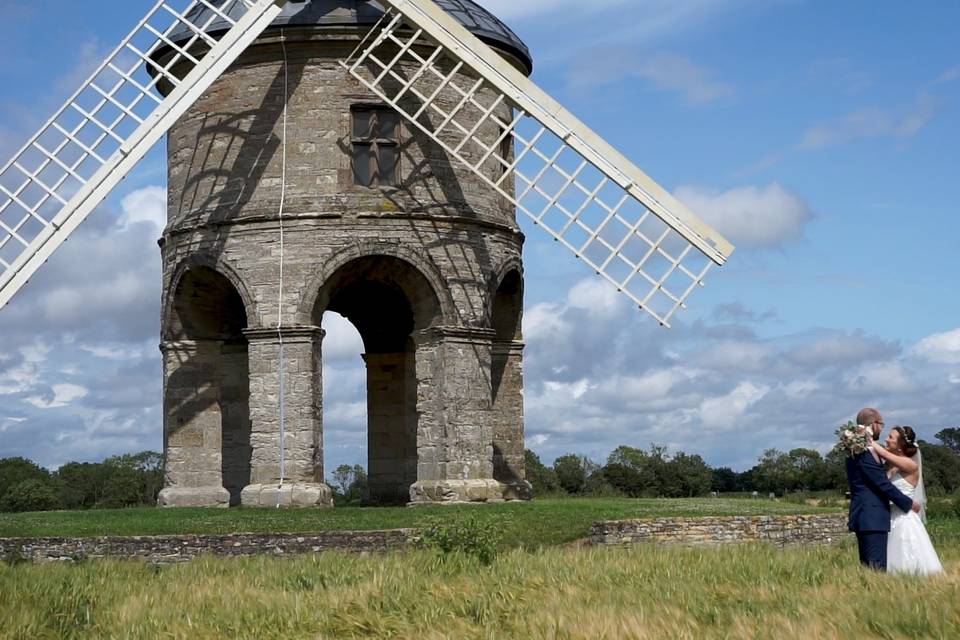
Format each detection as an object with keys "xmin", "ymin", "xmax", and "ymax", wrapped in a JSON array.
[
  {"xmin": 220, "ymin": 341, "xmax": 251, "ymax": 506},
  {"xmin": 491, "ymin": 340, "xmax": 531, "ymax": 500},
  {"xmin": 409, "ymin": 327, "xmax": 505, "ymax": 504},
  {"xmin": 158, "ymin": 340, "xmax": 230, "ymax": 507},
  {"xmin": 364, "ymin": 350, "xmax": 418, "ymax": 504},
  {"xmin": 240, "ymin": 326, "xmax": 332, "ymax": 507}
]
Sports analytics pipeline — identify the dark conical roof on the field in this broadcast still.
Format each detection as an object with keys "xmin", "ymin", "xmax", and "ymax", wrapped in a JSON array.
[{"xmin": 171, "ymin": 0, "xmax": 533, "ymax": 74}]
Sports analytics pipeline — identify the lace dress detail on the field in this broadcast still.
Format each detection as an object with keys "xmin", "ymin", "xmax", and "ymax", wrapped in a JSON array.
[{"xmin": 888, "ymin": 474, "xmax": 944, "ymax": 576}]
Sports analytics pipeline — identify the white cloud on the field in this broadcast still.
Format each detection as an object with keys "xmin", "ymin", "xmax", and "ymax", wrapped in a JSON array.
[
  {"xmin": 80, "ymin": 343, "xmax": 145, "ymax": 360},
  {"xmin": 783, "ymin": 379, "xmax": 819, "ymax": 399},
  {"xmin": 799, "ymin": 93, "xmax": 938, "ymax": 149},
  {"xmin": 25, "ymin": 383, "xmax": 89, "ymax": 409},
  {"xmin": 935, "ymin": 65, "xmax": 960, "ymax": 85},
  {"xmin": 674, "ymin": 183, "xmax": 814, "ymax": 249},
  {"xmin": 566, "ymin": 278, "xmax": 625, "ymax": 317},
  {"xmin": 698, "ymin": 381, "xmax": 770, "ymax": 430},
  {"xmin": 120, "ymin": 186, "xmax": 167, "ymax": 232},
  {"xmin": 320, "ymin": 312, "xmax": 365, "ymax": 363},
  {"xmin": 478, "ymin": 0, "xmax": 633, "ymax": 21},
  {"xmin": 846, "ymin": 361, "xmax": 914, "ymax": 394},
  {"xmin": 912, "ymin": 327, "xmax": 960, "ymax": 364},
  {"xmin": 786, "ymin": 330, "xmax": 900, "ymax": 367},
  {"xmin": 568, "ymin": 50, "xmax": 733, "ymax": 105}
]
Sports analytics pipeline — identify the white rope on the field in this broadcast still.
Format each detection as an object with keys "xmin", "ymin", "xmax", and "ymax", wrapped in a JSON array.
[{"xmin": 276, "ymin": 29, "xmax": 289, "ymax": 509}]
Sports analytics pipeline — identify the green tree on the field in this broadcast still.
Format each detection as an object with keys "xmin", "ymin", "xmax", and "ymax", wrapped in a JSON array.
[
  {"xmin": 787, "ymin": 448, "xmax": 825, "ymax": 492},
  {"xmin": 0, "ymin": 457, "xmax": 50, "ymax": 498},
  {"xmin": 330, "ymin": 464, "xmax": 367, "ymax": 504},
  {"xmin": 553, "ymin": 454, "xmax": 591, "ymax": 494},
  {"xmin": 103, "ymin": 451, "xmax": 164, "ymax": 505},
  {"xmin": 753, "ymin": 449, "xmax": 794, "ymax": 495},
  {"xmin": 55, "ymin": 462, "xmax": 109, "ymax": 509},
  {"xmin": 601, "ymin": 463, "xmax": 644, "ymax": 497},
  {"xmin": 606, "ymin": 445, "xmax": 657, "ymax": 493},
  {"xmin": 523, "ymin": 450, "xmax": 558, "ymax": 496},
  {"xmin": 935, "ymin": 428, "xmax": 960, "ymax": 453},
  {"xmin": 0, "ymin": 478, "xmax": 59, "ymax": 512},
  {"xmin": 666, "ymin": 452, "xmax": 713, "ymax": 497},
  {"xmin": 823, "ymin": 449, "xmax": 848, "ymax": 493},
  {"xmin": 918, "ymin": 441, "xmax": 960, "ymax": 495},
  {"xmin": 711, "ymin": 467, "xmax": 740, "ymax": 493}
]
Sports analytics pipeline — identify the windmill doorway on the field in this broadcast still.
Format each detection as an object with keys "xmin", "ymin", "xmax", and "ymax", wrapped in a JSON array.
[
  {"xmin": 163, "ymin": 265, "xmax": 252, "ymax": 507},
  {"xmin": 314, "ymin": 255, "xmax": 441, "ymax": 505}
]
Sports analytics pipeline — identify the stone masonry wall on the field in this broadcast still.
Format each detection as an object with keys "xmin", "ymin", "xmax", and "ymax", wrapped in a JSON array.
[
  {"xmin": 591, "ymin": 514, "xmax": 848, "ymax": 547},
  {"xmin": 1, "ymin": 530, "xmax": 417, "ymax": 564}
]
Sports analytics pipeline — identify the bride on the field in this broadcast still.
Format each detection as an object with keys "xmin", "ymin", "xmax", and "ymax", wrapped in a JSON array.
[{"xmin": 871, "ymin": 426, "xmax": 944, "ymax": 576}]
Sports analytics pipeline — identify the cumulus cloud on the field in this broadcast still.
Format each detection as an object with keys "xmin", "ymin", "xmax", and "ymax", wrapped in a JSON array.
[
  {"xmin": 120, "ymin": 186, "xmax": 167, "ymax": 232},
  {"xmin": 521, "ymin": 278, "xmax": 960, "ymax": 470},
  {"xmin": 674, "ymin": 183, "xmax": 814, "ymax": 249},
  {"xmin": 25, "ymin": 383, "xmax": 89, "ymax": 409},
  {"xmin": 912, "ymin": 327, "xmax": 960, "ymax": 364},
  {"xmin": 699, "ymin": 381, "xmax": 770, "ymax": 430}
]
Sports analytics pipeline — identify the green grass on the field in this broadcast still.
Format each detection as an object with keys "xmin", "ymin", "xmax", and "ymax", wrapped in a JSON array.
[
  {"xmin": 1, "ymin": 540, "xmax": 957, "ymax": 639},
  {"xmin": 0, "ymin": 497, "xmax": 842, "ymax": 547}
]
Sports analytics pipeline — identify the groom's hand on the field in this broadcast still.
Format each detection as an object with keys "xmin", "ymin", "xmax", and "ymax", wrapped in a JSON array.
[{"xmin": 911, "ymin": 501, "xmax": 922, "ymax": 513}]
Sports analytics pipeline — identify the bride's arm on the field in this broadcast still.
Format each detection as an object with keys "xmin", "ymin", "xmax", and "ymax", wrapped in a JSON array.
[{"xmin": 871, "ymin": 445, "xmax": 918, "ymax": 474}]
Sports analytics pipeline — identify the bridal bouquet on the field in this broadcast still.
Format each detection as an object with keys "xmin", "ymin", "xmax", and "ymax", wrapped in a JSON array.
[{"xmin": 833, "ymin": 421, "xmax": 873, "ymax": 457}]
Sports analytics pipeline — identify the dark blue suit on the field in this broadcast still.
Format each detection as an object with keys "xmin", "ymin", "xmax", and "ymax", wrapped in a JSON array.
[{"xmin": 845, "ymin": 450, "xmax": 914, "ymax": 570}]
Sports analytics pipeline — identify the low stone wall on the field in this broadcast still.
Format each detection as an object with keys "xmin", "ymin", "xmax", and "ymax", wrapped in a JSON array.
[
  {"xmin": 0, "ymin": 529, "xmax": 418, "ymax": 564},
  {"xmin": 591, "ymin": 514, "xmax": 848, "ymax": 547}
]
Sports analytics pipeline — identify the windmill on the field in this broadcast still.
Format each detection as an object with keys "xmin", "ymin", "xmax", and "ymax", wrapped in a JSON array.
[{"xmin": 0, "ymin": 0, "xmax": 735, "ymax": 507}]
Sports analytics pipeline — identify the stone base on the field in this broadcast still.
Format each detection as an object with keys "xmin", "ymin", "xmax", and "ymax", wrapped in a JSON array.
[
  {"xmin": 499, "ymin": 480, "xmax": 533, "ymax": 501},
  {"xmin": 240, "ymin": 483, "xmax": 334, "ymax": 508},
  {"xmin": 409, "ymin": 479, "xmax": 509, "ymax": 504},
  {"xmin": 158, "ymin": 486, "xmax": 230, "ymax": 508}
]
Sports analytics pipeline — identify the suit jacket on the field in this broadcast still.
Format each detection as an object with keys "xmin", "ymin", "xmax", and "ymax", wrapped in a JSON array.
[{"xmin": 845, "ymin": 450, "xmax": 914, "ymax": 532}]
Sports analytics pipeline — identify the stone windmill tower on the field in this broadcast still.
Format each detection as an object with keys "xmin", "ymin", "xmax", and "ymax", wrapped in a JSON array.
[
  {"xmin": 159, "ymin": 0, "xmax": 533, "ymax": 507},
  {"xmin": 0, "ymin": 0, "xmax": 735, "ymax": 508}
]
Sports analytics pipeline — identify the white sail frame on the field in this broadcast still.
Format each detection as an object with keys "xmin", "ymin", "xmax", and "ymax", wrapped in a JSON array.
[
  {"xmin": 342, "ymin": 0, "xmax": 735, "ymax": 326},
  {"xmin": 0, "ymin": 0, "xmax": 288, "ymax": 310}
]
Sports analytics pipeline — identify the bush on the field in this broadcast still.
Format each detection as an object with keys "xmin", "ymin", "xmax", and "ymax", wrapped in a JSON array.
[
  {"xmin": 0, "ymin": 479, "xmax": 59, "ymax": 513},
  {"xmin": 420, "ymin": 515, "xmax": 504, "ymax": 565},
  {"xmin": 953, "ymin": 493, "xmax": 960, "ymax": 519},
  {"xmin": 925, "ymin": 497, "xmax": 957, "ymax": 521}
]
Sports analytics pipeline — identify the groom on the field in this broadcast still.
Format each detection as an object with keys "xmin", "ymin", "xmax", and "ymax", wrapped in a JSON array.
[{"xmin": 846, "ymin": 407, "xmax": 921, "ymax": 571}]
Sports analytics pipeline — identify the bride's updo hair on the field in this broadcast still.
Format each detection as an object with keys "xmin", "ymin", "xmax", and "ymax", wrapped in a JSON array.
[{"xmin": 893, "ymin": 426, "xmax": 919, "ymax": 457}]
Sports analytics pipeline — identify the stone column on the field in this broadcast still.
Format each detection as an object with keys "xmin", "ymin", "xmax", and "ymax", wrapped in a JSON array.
[
  {"xmin": 240, "ymin": 326, "xmax": 332, "ymax": 507},
  {"xmin": 158, "ymin": 340, "xmax": 230, "ymax": 507},
  {"xmin": 491, "ymin": 340, "xmax": 531, "ymax": 500},
  {"xmin": 409, "ymin": 327, "xmax": 505, "ymax": 504},
  {"xmin": 364, "ymin": 351, "xmax": 418, "ymax": 504}
]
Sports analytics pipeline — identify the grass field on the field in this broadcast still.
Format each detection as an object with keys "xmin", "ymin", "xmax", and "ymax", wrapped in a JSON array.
[
  {"xmin": 1, "ymin": 538, "xmax": 957, "ymax": 639},
  {"xmin": 0, "ymin": 497, "xmax": 844, "ymax": 547},
  {"xmin": 2, "ymin": 499, "xmax": 957, "ymax": 639}
]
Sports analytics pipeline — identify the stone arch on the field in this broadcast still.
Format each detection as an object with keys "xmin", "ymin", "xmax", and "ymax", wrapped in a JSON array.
[
  {"xmin": 311, "ymin": 254, "xmax": 443, "ymax": 504},
  {"xmin": 489, "ymin": 261, "xmax": 524, "ymax": 341},
  {"xmin": 489, "ymin": 263, "xmax": 527, "ymax": 494},
  {"xmin": 298, "ymin": 242, "xmax": 455, "ymax": 328},
  {"xmin": 162, "ymin": 253, "xmax": 257, "ymax": 341},
  {"xmin": 160, "ymin": 262, "xmax": 251, "ymax": 507}
]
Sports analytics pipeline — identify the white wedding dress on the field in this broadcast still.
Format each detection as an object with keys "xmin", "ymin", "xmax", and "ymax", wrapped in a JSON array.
[{"xmin": 888, "ymin": 469, "xmax": 944, "ymax": 576}]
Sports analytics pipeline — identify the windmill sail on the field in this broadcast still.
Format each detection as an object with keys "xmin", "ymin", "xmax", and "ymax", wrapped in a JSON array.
[
  {"xmin": 342, "ymin": 0, "xmax": 735, "ymax": 326},
  {"xmin": 0, "ymin": 0, "xmax": 288, "ymax": 311}
]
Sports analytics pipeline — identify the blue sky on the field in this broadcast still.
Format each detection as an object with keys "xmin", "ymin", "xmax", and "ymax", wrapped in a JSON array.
[{"xmin": 1, "ymin": 0, "xmax": 959, "ymax": 475}]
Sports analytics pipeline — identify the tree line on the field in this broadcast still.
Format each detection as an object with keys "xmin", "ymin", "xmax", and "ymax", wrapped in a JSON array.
[
  {"xmin": 0, "ymin": 452, "xmax": 162, "ymax": 512},
  {"xmin": 525, "ymin": 428, "xmax": 960, "ymax": 498},
  {"xmin": 1, "ymin": 428, "xmax": 957, "ymax": 511}
]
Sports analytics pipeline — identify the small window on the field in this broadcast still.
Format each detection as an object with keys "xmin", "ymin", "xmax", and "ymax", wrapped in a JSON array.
[{"xmin": 351, "ymin": 106, "xmax": 400, "ymax": 188}]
